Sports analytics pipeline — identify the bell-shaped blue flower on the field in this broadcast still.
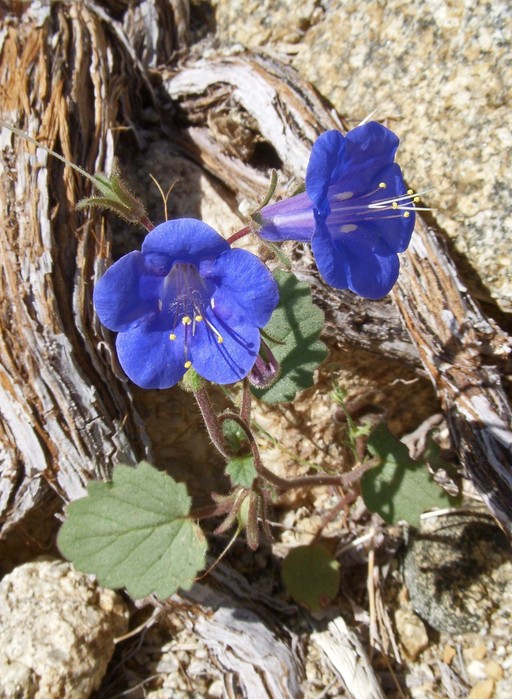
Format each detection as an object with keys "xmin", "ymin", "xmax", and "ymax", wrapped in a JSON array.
[
  {"xmin": 93, "ymin": 219, "xmax": 279, "ymax": 389},
  {"xmin": 258, "ymin": 122, "xmax": 416, "ymax": 299}
]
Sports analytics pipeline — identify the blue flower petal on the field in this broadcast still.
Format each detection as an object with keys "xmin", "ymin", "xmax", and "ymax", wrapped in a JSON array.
[
  {"xmin": 190, "ymin": 306, "xmax": 260, "ymax": 384},
  {"xmin": 93, "ymin": 251, "xmax": 160, "ymax": 332},
  {"xmin": 203, "ymin": 248, "xmax": 279, "ymax": 327},
  {"xmin": 142, "ymin": 219, "xmax": 230, "ymax": 264},
  {"xmin": 115, "ymin": 321, "xmax": 187, "ymax": 389},
  {"xmin": 312, "ymin": 217, "xmax": 400, "ymax": 299},
  {"xmin": 259, "ymin": 191, "xmax": 315, "ymax": 242},
  {"xmin": 333, "ymin": 218, "xmax": 413, "ymax": 257},
  {"xmin": 305, "ymin": 130, "xmax": 345, "ymax": 208},
  {"xmin": 341, "ymin": 122, "xmax": 399, "ymax": 174},
  {"xmin": 327, "ymin": 123, "xmax": 400, "ymax": 197},
  {"xmin": 341, "ymin": 240, "xmax": 400, "ymax": 299}
]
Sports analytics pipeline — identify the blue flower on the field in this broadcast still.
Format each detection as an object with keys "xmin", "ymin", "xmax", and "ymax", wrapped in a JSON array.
[
  {"xmin": 258, "ymin": 122, "xmax": 416, "ymax": 299},
  {"xmin": 93, "ymin": 219, "xmax": 279, "ymax": 389}
]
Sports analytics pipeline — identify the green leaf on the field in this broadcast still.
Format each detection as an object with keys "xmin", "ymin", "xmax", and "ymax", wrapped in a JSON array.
[
  {"xmin": 222, "ymin": 419, "xmax": 249, "ymax": 455},
  {"xmin": 282, "ymin": 544, "xmax": 340, "ymax": 612},
  {"xmin": 251, "ymin": 270, "xmax": 328, "ymax": 403},
  {"xmin": 77, "ymin": 160, "xmax": 148, "ymax": 224},
  {"xmin": 361, "ymin": 423, "xmax": 459, "ymax": 527},
  {"xmin": 226, "ymin": 455, "xmax": 257, "ymax": 488},
  {"xmin": 58, "ymin": 462, "xmax": 207, "ymax": 599}
]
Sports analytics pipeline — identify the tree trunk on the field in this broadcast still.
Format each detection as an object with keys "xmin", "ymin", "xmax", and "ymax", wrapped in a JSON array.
[{"xmin": 0, "ymin": 0, "xmax": 154, "ymax": 536}]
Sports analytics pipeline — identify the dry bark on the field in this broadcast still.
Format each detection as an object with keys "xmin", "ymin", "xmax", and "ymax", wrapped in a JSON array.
[
  {"xmin": 392, "ymin": 220, "xmax": 512, "ymax": 533},
  {"xmin": 0, "ymin": 0, "xmax": 157, "ymax": 536},
  {"xmin": 163, "ymin": 49, "xmax": 512, "ymax": 533},
  {"xmin": 311, "ymin": 617, "xmax": 386, "ymax": 699},
  {"xmin": 181, "ymin": 563, "xmax": 304, "ymax": 699}
]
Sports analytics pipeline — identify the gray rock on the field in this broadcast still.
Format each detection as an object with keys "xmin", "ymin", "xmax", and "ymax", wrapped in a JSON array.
[
  {"xmin": 0, "ymin": 558, "xmax": 129, "ymax": 699},
  {"xmin": 214, "ymin": 0, "xmax": 512, "ymax": 312},
  {"xmin": 403, "ymin": 514, "xmax": 512, "ymax": 633}
]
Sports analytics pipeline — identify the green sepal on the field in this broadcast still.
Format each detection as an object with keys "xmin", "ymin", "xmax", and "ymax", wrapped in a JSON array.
[{"xmin": 77, "ymin": 160, "xmax": 148, "ymax": 225}]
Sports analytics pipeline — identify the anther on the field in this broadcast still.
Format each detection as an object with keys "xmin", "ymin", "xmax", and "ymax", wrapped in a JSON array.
[
  {"xmin": 182, "ymin": 316, "xmax": 192, "ymax": 326},
  {"xmin": 413, "ymin": 196, "xmax": 420, "ymax": 203},
  {"xmin": 403, "ymin": 211, "xmax": 410, "ymax": 218},
  {"xmin": 184, "ymin": 360, "xmax": 192, "ymax": 369},
  {"xmin": 392, "ymin": 201, "xmax": 398, "ymax": 209},
  {"xmin": 379, "ymin": 182, "xmax": 387, "ymax": 189},
  {"xmin": 195, "ymin": 314, "xmax": 203, "ymax": 322},
  {"xmin": 407, "ymin": 189, "xmax": 414, "ymax": 194},
  {"xmin": 169, "ymin": 332, "xmax": 177, "ymax": 341}
]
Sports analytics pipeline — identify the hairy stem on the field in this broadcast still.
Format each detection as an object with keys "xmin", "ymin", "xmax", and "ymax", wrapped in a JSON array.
[
  {"xmin": 189, "ymin": 501, "xmax": 234, "ymax": 521},
  {"xmin": 240, "ymin": 380, "xmax": 252, "ymax": 423},
  {"xmin": 218, "ymin": 411, "xmax": 376, "ymax": 492},
  {"xmin": 193, "ymin": 386, "xmax": 231, "ymax": 459},
  {"xmin": 139, "ymin": 214, "xmax": 155, "ymax": 232}
]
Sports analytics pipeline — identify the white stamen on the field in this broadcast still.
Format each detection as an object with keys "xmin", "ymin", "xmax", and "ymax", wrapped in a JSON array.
[{"xmin": 204, "ymin": 316, "xmax": 224, "ymax": 344}]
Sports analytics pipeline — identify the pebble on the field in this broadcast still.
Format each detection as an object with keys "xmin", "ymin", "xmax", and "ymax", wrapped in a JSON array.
[
  {"xmin": 467, "ymin": 660, "xmax": 489, "ymax": 681},
  {"xmin": 465, "ymin": 644, "xmax": 489, "ymax": 662},
  {"xmin": 394, "ymin": 608, "xmax": 429, "ymax": 660},
  {"xmin": 502, "ymin": 654, "xmax": 512, "ymax": 670},
  {"xmin": 208, "ymin": 679, "xmax": 224, "ymax": 698},
  {"xmin": 469, "ymin": 679, "xmax": 495, "ymax": 699},
  {"xmin": 485, "ymin": 661, "xmax": 504, "ymax": 681},
  {"xmin": 443, "ymin": 644, "xmax": 456, "ymax": 665}
]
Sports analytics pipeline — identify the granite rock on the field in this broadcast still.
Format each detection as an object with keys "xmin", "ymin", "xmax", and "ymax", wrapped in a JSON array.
[
  {"xmin": 213, "ymin": 0, "xmax": 512, "ymax": 311},
  {"xmin": 403, "ymin": 514, "xmax": 512, "ymax": 634},
  {"xmin": 212, "ymin": 0, "xmax": 323, "ymax": 48},
  {"xmin": 0, "ymin": 558, "xmax": 129, "ymax": 699}
]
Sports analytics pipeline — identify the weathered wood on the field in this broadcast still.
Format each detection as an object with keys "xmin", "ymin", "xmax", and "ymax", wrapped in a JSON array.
[
  {"xmin": 179, "ymin": 562, "xmax": 304, "ymax": 699},
  {"xmin": 392, "ymin": 220, "xmax": 512, "ymax": 534},
  {"xmin": 0, "ymin": 1, "xmax": 155, "ymax": 536},
  {"xmin": 311, "ymin": 617, "xmax": 385, "ymax": 699},
  {"xmin": 163, "ymin": 49, "xmax": 512, "ymax": 531}
]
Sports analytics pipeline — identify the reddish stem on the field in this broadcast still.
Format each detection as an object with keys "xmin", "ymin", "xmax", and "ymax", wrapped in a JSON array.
[
  {"xmin": 227, "ymin": 226, "xmax": 251, "ymax": 245},
  {"xmin": 240, "ymin": 379, "xmax": 252, "ymax": 423},
  {"xmin": 140, "ymin": 215, "xmax": 155, "ymax": 232},
  {"xmin": 218, "ymin": 410, "xmax": 375, "ymax": 493},
  {"xmin": 193, "ymin": 387, "xmax": 231, "ymax": 459}
]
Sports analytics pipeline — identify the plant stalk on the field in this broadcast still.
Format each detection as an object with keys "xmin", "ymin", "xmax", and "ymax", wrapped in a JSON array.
[{"xmin": 193, "ymin": 386, "xmax": 231, "ymax": 459}]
